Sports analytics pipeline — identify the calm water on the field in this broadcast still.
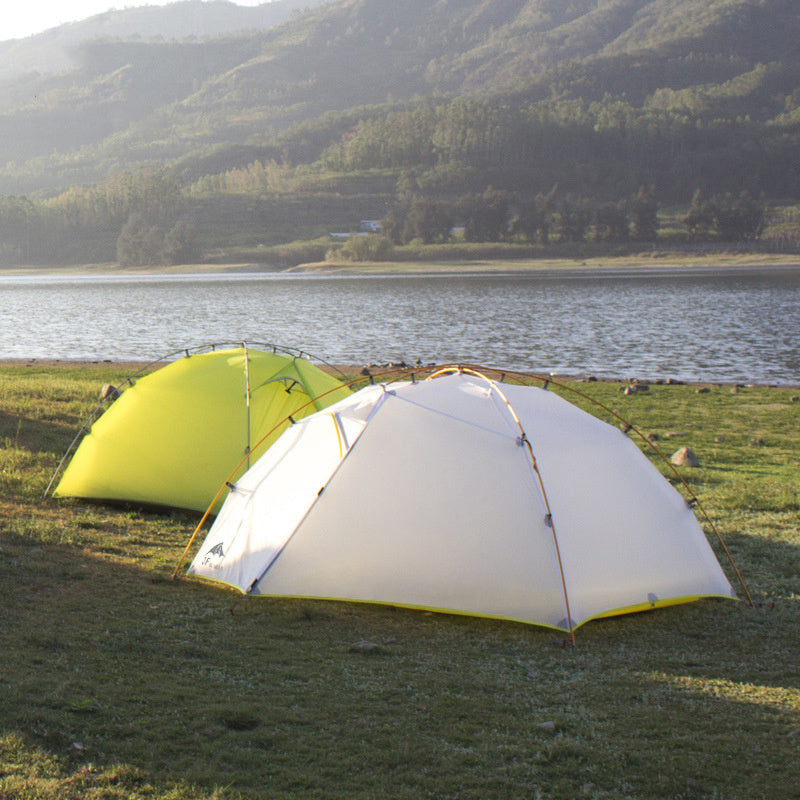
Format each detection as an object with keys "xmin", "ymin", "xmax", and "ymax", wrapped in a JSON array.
[{"xmin": 1, "ymin": 267, "xmax": 799, "ymax": 384}]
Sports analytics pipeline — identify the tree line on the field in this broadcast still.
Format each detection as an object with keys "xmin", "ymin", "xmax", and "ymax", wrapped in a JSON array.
[
  {"xmin": 378, "ymin": 185, "xmax": 766, "ymax": 247},
  {"xmin": 0, "ymin": 168, "xmax": 200, "ymax": 267},
  {"xmin": 0, "ymin": 171, "xmax": 773, "ymax": 266}
]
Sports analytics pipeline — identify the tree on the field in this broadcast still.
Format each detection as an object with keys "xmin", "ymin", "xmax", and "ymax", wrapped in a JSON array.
[
  {"xmin": 116, "ymin": 213, "xmax": 164, "ymax": 267},
  {"xmin": 510, "ymin": 188, "xmax": 556, "ymax": 244},
  {"xmin": 402, "ymin": 195, "xmax": 454, "ymax": 244},
  {"xmin": 380, "ymin": 209, "xmax": 406, "ymax": 245},
  {"xmin": 711, "ymin": 191, "xmax": 766, "ymax": 241},
  {"xmin": 457, "ymin": 187, "xmax": 510, "ymax": 242},
  {"xmin": 162, "ymin": 221, "xmax": 201, "ymax": 265},
  {"xmin": 594, "ymin": 201, "xmax": 629, "ymax": 242},
  {"xmin": 328, "ymin": 234, "xmax": 394, "ymax": 262},
  {"xmin": 683, "ymin": 189, "xmax": 714, "ymax": 239},
  {"xmin": 630, "ymin": 185, "xmax": 658, "ymax": 242},
  {"xmin": 554, "ymin": 195, "xmax": 592, "ymax": 243}
]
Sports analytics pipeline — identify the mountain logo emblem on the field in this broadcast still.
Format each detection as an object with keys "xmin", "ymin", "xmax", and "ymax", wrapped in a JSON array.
[{"xmin": 201, "ymin": 542, "xmax": 226, "ymax": 567}]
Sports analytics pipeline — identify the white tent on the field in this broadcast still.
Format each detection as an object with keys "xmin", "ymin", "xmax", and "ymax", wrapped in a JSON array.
[{"xmin": 187, "ymin": 370, "xmax": 738, "ymax": 634}]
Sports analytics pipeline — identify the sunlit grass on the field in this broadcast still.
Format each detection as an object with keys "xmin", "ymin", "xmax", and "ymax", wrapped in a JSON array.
[{"xmin": 0, "ymin": 363, "xmax": 798, "ymax": 799}]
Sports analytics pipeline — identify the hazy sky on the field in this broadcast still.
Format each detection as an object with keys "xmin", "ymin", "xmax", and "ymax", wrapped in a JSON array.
[{"xmin": 3, "ymin": 0, "xmax": 267, "ymax": 41}]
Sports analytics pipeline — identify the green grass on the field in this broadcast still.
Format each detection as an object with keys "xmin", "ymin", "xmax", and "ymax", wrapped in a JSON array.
[{"xmin": 1, "ymin": 363, "xmax": 798, "ymax": 799}]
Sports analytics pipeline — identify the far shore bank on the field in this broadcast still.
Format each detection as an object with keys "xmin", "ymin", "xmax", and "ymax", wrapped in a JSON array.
[
  {"xmin": 2, "ymin": 251, "xmax": 800, "ymax": 278},
  {"xmin": 287, "ymin": 252, "xmax": 800, "ymax": 275}
]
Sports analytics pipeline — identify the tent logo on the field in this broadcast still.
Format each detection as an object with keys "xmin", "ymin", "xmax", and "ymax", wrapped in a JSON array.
[{"xmin": 201, "ymin": 542, "xmax": 226, "ymax": 568}]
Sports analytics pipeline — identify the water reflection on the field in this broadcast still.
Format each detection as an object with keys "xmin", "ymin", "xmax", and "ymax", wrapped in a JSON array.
[{"xmin": 1, "ymin": 268, "xmax": 798, "ymax": 384}]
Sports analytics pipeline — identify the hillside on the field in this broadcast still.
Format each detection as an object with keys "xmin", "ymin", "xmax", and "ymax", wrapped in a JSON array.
[
  {"xmin": 0, "ymin": 0, "xmax": 798, "ymax": 265},
  {"xmin": 0, "ymin": 0, "xmax": 331, "ymax": 81}
]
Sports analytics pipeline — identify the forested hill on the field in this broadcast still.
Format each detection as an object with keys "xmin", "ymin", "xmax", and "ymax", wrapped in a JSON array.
[
  {"xmin": 1, "ymin": 0, "xmax": 798, "ymax": 197},
  {"xmin": 0, "ymin": 0, "xmax": 798, "ymax": 266}
]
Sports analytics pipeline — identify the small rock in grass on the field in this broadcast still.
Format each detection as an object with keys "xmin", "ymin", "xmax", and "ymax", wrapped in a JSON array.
[
  {"xmin": 538, "ymin": 721, "xmax": 558, "ymax": 735},
  {"xmin": 671, "ymin": 447, "xmax": 699, "ymax": 467},
  {"xmin": 349, "ymin": 640, "xmax": 378, "ymax": 654},
  {"xmin": 100, "ymin": 384, "xmax": 120, "ymax": 401}
]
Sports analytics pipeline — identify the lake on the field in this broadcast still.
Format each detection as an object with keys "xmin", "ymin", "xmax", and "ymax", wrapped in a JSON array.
[{"xmin": 1, "ymin": 266, "xmax": 799, "ymax": 384}]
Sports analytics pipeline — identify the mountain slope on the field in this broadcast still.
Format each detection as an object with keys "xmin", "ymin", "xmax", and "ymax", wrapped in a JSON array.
[
  {"xmin": 0, "ymin": 0, "xmax": 331, "ymax": 81},
  {"xmin": 0, "ymin": 0, "xmax": 798, "ymax": 198}
]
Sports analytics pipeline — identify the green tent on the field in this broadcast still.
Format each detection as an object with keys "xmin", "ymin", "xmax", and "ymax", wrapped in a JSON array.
[{"xmin": 53, "ymin": 344, "xmax": 351, "ymax": 514}]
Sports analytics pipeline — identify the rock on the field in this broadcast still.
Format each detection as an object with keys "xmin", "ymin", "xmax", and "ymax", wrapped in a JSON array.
[
  {"xmin": 714, "ymin": 435, "xmax": 725, "ymax": 443},
  {"xmin": 731, "ymin": 385, "xmax": 741, "ymax": 394},
  {"xmin": 749, "ymin": 438, "xmax": 766, "ymax": 447},
  {"xmin": 791, "ymin": 396, "xmax": 799, "ymax": 403},
  {"xmin": 696, "ymin": 386, "xmax": 711, "ymax": 394},
  {"xmin": 647, "ymin": 433, "xmax": 660, "ymax": 442},
  {"xmin": 623, "ymin": 386, "xmax": 637, "ymax": 395},
  {"xmin": 100, "ymin": 384, "xmax": 120, "ymax": 401},
  {"xmin": 349, "ymin": 640, "xmax": 378, "ymax": 654},
  {"xmin": 538, "ymin": 721, "xmax": 558, "ymax": 735},
  {"xmin": 671, "ymin": 447, "xmax": 699, "ymax": 467}
]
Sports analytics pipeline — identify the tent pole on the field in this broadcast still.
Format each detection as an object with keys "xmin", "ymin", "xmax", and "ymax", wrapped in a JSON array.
[
  {"xmin": 492, "ymin": 383, "xmax": 577, "ymax": 645},
  {"xmin": 243, "ymin": 341, "xmax": 252, "ymax": 471},
  {"xmin": 428, "ymin": 366, "xmax": 577, "ymax": 643},
  {"xmin": 447, "ymin": 363, "xmax": 754, "ymax": 608}
]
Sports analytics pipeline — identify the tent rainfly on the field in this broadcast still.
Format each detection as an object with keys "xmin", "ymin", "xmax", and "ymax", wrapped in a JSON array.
[
  {"xmin": 186, "ymin": 369, "xmax": 740, "ymax": 635},
  {"xmin": 53, "ymin": 345, "xmax": 351, "ymax": 514}
]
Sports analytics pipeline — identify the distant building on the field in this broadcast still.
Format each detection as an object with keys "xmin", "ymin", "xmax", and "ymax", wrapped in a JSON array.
[{"xmin": 329, "ymin": 219, "xmax": 383, "ymax": 239}]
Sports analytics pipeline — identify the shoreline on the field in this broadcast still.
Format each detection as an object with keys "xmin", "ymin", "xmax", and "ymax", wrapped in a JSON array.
[
  {"xmin": 3, "ymin": 358, "xmax": 797, "ymax": 389},
  {"xmin": 2, "ymin": 252, "xmax": 800, "ymax": 278}
]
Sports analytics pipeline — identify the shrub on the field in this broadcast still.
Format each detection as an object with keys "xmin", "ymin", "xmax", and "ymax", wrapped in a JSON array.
[{"xmin": 327, "ymin": 234, "xmax": 394, "ymax": 262}]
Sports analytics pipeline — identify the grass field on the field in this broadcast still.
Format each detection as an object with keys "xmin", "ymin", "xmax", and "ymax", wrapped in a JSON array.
[{"xmin": 0, "ymin": 362, "xmax": 798, "ymax": 799}]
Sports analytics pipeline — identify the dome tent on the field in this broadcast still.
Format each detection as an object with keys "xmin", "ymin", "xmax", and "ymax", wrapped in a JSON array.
[
  {"xmin": 184, "ymin": 367, "xmax": 745, "ymax": 637},
  {"xmin": 52, "ymin": 343, "xmax": 351, "ymax": 514}
]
